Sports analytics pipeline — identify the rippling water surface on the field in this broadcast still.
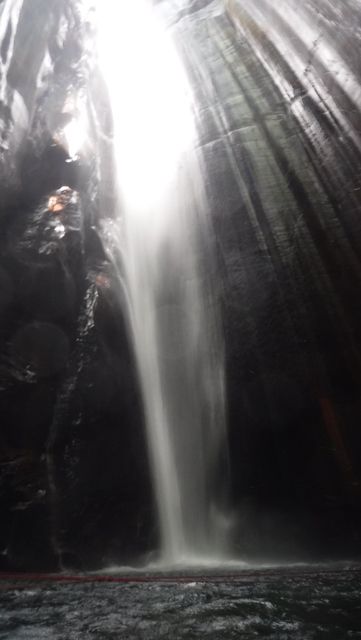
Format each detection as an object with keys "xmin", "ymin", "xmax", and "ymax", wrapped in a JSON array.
[{"xmin": 0, "ymin": 566, "xmax": 360, "ymax": 639}]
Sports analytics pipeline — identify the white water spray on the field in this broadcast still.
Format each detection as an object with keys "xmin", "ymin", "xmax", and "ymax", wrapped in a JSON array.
[{"xmin": 96, "ymin": 0, "xmax": 230, "ymax": 564}]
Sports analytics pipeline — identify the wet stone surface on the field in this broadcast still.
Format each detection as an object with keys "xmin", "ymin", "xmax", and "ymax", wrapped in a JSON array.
[{"xmin": 0, "ymin": 567, "xmax": 360, "ymax": 639}]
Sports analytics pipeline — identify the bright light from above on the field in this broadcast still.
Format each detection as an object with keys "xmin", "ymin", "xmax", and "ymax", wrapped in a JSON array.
[
  {"xmin": 63, "ymin": 115, "xmax": 86, "ymax": 161},
  {"xmin": 95, "ymin": 0, "xmax": 195, "ymax": 213},
  {"xmin": 57, "ymin": 93, "xmax": 88, "ymax": 162}
]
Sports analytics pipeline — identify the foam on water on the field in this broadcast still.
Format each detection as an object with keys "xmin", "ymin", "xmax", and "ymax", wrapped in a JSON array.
[{"xmin": 2, "ymin": 566, "xmax": 360, "ymax": 639}]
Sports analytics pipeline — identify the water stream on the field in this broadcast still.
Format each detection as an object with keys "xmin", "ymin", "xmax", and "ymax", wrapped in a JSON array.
[{"xmin": 96, "ymin": 0, "xmax": 230, "ymax": 564}]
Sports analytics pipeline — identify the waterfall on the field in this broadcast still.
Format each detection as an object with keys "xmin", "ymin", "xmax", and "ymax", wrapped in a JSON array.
[{"xmin": 96, "ymin": 0, "xmax": 229, "ymax": 565}]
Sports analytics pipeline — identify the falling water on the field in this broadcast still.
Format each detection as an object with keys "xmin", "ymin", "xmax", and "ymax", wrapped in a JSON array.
[{"xmin": 96, "ymin": 0, "xmax": 229, "ymax": 564}]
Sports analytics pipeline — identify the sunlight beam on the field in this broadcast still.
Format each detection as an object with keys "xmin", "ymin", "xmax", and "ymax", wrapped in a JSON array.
[{"xmin": 95, "ymin": 0, "xmax": 195, "ymax": 214}]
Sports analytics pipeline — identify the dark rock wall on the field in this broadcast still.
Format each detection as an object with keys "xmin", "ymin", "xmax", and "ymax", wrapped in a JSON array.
[
  {"xmin": 0, "ymin": 0, "xmax": 154, "ymax": 571},
  {"xmin": 174, "ymin": 0, "xmax": 361, "ymax": 559}
]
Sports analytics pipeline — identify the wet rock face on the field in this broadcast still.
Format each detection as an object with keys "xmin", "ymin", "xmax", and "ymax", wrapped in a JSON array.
[
  {"xmin": 173, "ymin": 0, "xmax": 361, "ymax": 556},
  {"xmin": 0, "ymin": 0, "xmax": 155, "ymax": 571},
  {"xmin": 0, "ymin": 0, "xmax": 61, "ymax": 201}
]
